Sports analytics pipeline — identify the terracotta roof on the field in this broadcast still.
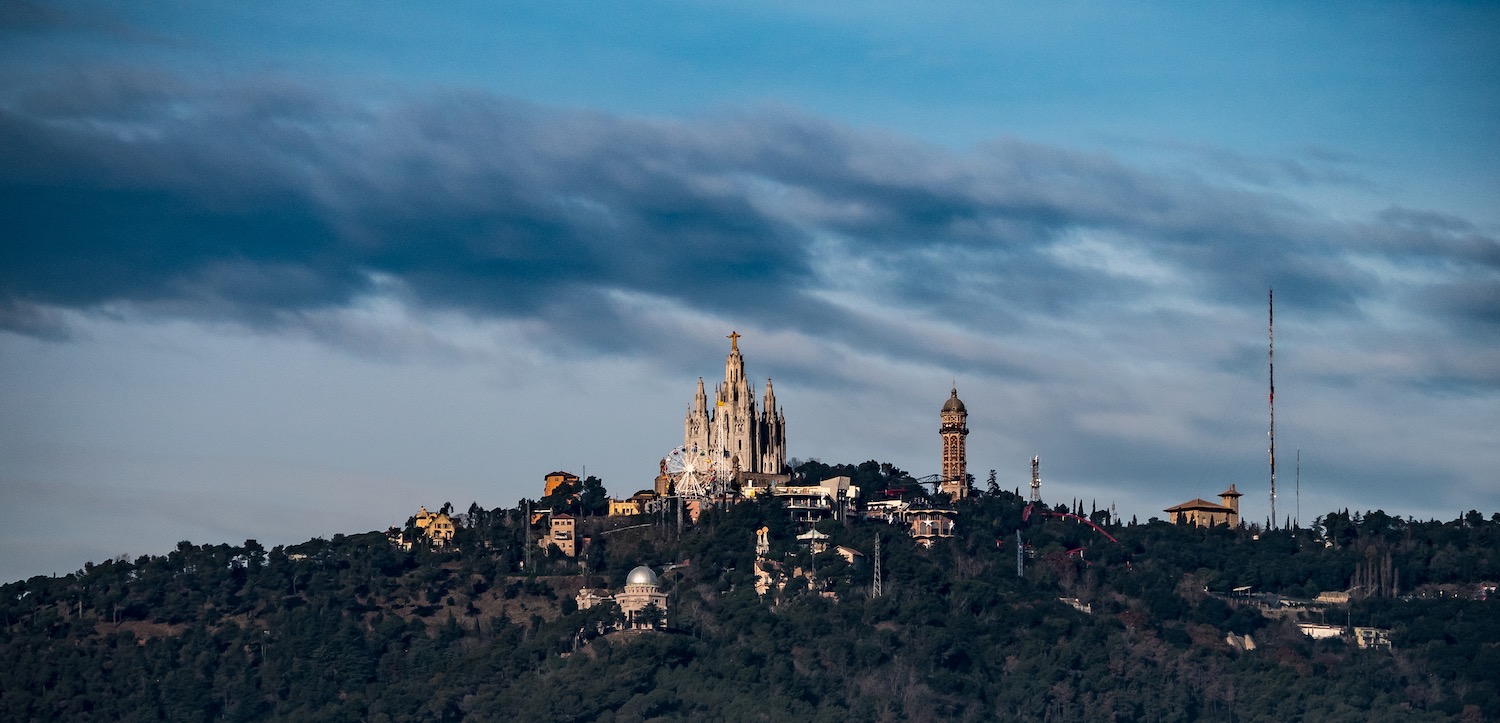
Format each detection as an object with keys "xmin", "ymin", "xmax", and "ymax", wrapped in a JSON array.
[
  {"xmin": 1164, "ymin": 498, "xmax": 1234, "ymax": 513},
  {"xmin": 1218, "ymin": 484, "xmax": 1242, "ymax": 498}
]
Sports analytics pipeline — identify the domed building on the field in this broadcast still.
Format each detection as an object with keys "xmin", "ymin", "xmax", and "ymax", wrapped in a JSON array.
[{"xmin": 575, "ymin": 565, "xmax": 670, "ymax": 630}]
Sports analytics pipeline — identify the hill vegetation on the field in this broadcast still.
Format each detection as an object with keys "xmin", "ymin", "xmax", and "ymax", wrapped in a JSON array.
[{"xmin": 4, "ymin": 462, "xmax": 1498, "ymax": 721}]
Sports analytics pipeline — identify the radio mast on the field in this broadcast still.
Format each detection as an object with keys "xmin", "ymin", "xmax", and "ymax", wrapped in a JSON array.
[
  {"xmin": 1030, "ymin": 455, "xmax": 1041, "ymax": 503},
  {"xmin": 1268, "ymin": 289, "xmax": 1277, "ymax": 531}
]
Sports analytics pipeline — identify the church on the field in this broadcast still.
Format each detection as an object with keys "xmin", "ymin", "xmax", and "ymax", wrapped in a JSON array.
[{"xmin": 683, "ymin": 332, "xmax": 787, "ymax": 476}]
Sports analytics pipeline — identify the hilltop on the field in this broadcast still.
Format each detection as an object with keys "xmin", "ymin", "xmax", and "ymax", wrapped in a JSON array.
[{"xmin": 3, "ymin": 468, "xmax": 1499, "ymax": 721}]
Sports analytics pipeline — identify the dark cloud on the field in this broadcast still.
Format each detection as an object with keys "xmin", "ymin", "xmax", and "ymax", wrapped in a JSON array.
[
  {"xmin": 1422, "ymin": 277, "xmax": 1500, "ymax": 331},
  {"xmin": 1, "ymin": 67, "xmax": 1495, "ymax": 381},
  {"xmin": 0, "ymin": 1, "xmax": 176, "ymax": 47}
]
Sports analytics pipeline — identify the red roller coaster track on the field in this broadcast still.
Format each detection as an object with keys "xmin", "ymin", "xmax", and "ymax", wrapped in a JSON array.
[{"xmin": 1022, "ymin": 504, "xmax": 1120, "ymax": 544}]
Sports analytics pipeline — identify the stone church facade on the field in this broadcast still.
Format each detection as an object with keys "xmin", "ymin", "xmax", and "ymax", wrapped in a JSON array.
[{"xmin": 684, "ymin": 332, "xmax": 787, "ymax": 476}]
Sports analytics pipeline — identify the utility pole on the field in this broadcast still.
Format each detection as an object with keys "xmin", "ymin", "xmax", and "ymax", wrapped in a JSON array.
[
  {"xmin": 524, "ymin": 501, "xmax": 533, "ymax": 572},
  {"xmin": 1016, "ymin": 529, "xmax": 1024, "ymax": 578},
  {"xmin": 1268, "ymin": 288, "xmax": 1277, "ymax": 531}
]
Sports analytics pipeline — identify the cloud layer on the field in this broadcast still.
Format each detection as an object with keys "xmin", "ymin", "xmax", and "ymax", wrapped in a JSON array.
[
  {"xmin": 4, "ymin": 69, "xmax": 1494, "ymax": 364},
  {"xmin": 3, "ymin": 67, "xmax": 1498, "ymax": 540}
]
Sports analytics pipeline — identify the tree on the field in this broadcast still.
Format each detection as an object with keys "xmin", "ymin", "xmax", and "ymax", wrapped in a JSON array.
[
  {"xmin": 579, "ymin": 476, "xmax": 610, "ymax": 517},
  {"xmin": 635, "ymin": 602, "xmax": 665, "ymax": 630},
  {"xmin": 539, "ymin": 482, "xmax": 581, "ymax": 514}
]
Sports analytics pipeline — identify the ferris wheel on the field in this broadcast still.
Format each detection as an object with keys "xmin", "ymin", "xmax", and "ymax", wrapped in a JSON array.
[{"xmin": 662, "ymin": 444, "xmax": 727, "ymax": 498}]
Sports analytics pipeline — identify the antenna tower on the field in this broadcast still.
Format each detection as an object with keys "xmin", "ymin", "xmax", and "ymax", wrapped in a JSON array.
[
  {"xmin": 1268, "ymin": 288, "xmax": 1277, "ymax": 530},
  {"xmin": 1296, "ymin": 449, "xmax": 1301, "ymax": 529},
  {"xmin": 1015, "ymin": 529, "xmax": 1024, "ymax": 578},
  {"xmin": 1030, "ymin": 455, "xmax": 1041, "ymax": 503},
  {"xmin": 871, "ymin": 534, "xmax": 882, "ymax": 598}
]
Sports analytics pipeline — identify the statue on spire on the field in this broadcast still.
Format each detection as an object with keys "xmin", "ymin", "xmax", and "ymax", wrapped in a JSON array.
[{"xmin": 727, "ymin": 330, "xmax": 741, "ymax": 351}]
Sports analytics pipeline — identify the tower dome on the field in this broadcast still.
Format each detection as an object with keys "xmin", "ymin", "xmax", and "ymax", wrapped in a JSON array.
[
  {"xmin": 942, "ymin": 387, "xmax": 966, "ymax": 413},
  {"xmin": 625, "ymin": 565, "xmax": 659, "ymax": 586}
]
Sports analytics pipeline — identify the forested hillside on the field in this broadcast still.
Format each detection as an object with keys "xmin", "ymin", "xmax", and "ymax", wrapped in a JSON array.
[{"xmin": 3, "ymin": 468, "xmax": 1498, "ymax": 721}]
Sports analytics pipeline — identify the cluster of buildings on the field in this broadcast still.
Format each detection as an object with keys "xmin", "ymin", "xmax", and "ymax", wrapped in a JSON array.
[
  {"xmin": 395, "ymin": 332, "xmax": 1268, "ymax": 566},
  {"xmin": 524, "ymin": 334, "xmax": 976, "ymax": 561},
  {"xmin": 392, "ymin": 506, "xmax": 457, "ymax": 550},
  {"xmin": 1295, "ymin": 622, "xmax": 1393, "ymax": 650},
  {"xmin": 388, "ymin": 330, "xmax": 1285, "ymax": 635}
]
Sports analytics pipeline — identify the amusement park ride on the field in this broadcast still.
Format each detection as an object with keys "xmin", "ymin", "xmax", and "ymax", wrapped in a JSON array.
[
  {"xmin": 646, "ymin": 443, "xmax": 737, "ymax": 517},
  {"xmin": 1020, "ymin": 503, "xmax": 1119, "ymax": 544}
]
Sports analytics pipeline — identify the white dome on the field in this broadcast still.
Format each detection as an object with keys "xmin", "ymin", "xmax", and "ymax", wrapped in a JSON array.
[{"xmin": 625, "ymin": 565, "xmax": 658, "ymax": 586}]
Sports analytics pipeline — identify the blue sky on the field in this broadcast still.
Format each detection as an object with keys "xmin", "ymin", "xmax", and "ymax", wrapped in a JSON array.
[{"xmin": 1, "ymin": 1, "xmax": 1496, "ymax": 581}]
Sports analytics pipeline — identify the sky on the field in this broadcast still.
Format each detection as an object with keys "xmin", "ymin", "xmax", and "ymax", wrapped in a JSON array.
[{"xmin": 1, "ymin": 1, "xmax": 1497, "ymax": 582}]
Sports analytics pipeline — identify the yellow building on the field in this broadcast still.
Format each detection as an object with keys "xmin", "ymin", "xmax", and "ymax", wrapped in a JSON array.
[
  {"xmin": 544, "ymin": 471, "xmax": 581, "ymax": 498},
  {"xmin": 608, "ymin": 492, "xmax": 658, "ymax": 517},
  {"xmin": 411, "ymin": 506, "xmax": 456, "ymax": 547},
  {"xmin": 539, "ymin": 513, "xmax": 577, "ymax": 557},
  {"xmin": 1164, "ymin": 484, "xmax": 1243, "ymax": 528}
]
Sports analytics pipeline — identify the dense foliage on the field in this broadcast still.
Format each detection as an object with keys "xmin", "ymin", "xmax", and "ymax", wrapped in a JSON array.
[{"xmin": 3, "ymin": 467, "xmax": 1498, "ymax": 721}]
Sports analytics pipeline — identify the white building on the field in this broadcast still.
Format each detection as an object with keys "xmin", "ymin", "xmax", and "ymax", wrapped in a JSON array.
[{"xmin": 577, "ymin": 565, "xmax": 669, "ymax": 629}]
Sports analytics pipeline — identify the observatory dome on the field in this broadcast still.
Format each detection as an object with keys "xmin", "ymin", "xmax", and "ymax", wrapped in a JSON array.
[{"xmin": 625, "ymin": 565, "xmax": 658, "ymax": 586}]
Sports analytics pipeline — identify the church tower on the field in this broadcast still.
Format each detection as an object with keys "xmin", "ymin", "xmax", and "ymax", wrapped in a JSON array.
[
  {"xmin": 939, "ymin": 386, "xmax": 970, "ymax": 500},
  {"xmin": 758, "ymin": 378, "xmax": 786, "ymax": 474},
  {"xmin": 685, "ymin": 377, "xmax": 710, "ymax": 453},
  {"xmin": 718, "ymin": 331, "xmax": 755, "ymax": 471}
]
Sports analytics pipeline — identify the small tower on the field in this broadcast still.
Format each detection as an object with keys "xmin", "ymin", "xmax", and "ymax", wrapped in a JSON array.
[
  {"xmin": 939, "ymin": 386, "xmax": 970, "ymax": 499},
  {"xmin": 1219, "ymin": 484, "xmax": 1243, "ymax": 527}
]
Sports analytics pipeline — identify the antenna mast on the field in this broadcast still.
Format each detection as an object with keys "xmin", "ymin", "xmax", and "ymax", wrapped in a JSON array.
[
  {"xmin": 872, "ymin": 534, "xmax": 882, "ymax": 598},
  {"xmin": 1030, "ymin": 455, "xmax": 1041, "ymax": 503},
  {"xmin": 1268, "ymin": 288, "xmax": 1277, "ymax": 531},
  {"xmin": 1016, "ymin": 529, "xmax": 1024, "ymax": 578},
  {"xmin": 1296, "ymin": 449, "xmax": 1301, "ymax": 530}
]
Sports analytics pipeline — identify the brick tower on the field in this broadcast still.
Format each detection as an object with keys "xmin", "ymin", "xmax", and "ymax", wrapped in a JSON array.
[{"xmin": 939, "ymin": 386, "xmax": 969, "ymax": 499}]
